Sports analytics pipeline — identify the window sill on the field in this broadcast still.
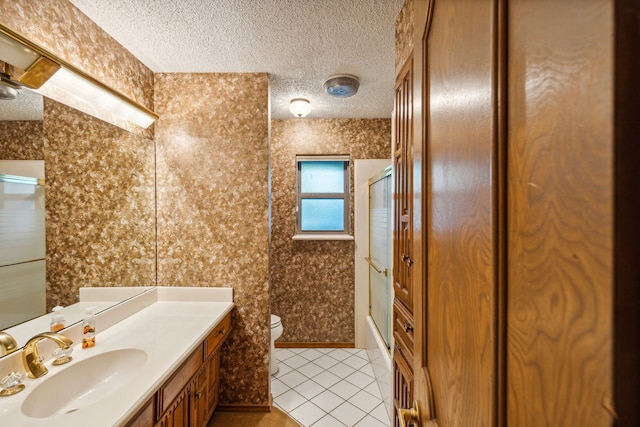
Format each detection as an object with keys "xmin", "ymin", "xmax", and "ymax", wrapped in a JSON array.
[{"xmin": 292, "ymin": 234, "xmax": 354, "ymax": 241}]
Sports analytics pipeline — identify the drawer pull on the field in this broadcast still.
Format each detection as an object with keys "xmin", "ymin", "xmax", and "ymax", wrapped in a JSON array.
[{"xmin": 218, "ymin": 327, "xmax": 225, "ymax": 335}]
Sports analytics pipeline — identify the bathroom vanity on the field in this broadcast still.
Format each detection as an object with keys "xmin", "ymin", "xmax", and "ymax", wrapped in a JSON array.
[
  {"xmin": 127, "ymin": 311, "xmax": 231, "ymax": 427},
  {"xmin": 0, "ymin": 287, "xmax": 234, "ymax": 427}
]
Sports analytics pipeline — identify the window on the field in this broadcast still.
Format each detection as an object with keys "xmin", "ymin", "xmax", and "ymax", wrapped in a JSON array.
[{"xmin": 295, "ymin": 155, "xmax": 351, "ymax": 239}]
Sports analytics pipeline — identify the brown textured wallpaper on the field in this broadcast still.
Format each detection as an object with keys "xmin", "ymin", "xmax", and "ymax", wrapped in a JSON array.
[
  {"xmin": 396, "ymin": 0, "xmax": 414, "ymax": 75},
  {"xmin": 0, "ymin": 121, "xmax": 44, "ymax": 159},
  {"xmin": 270, "ymin": 119, "xmax": 391, "ymax": 344},
  {"xmin": 44, "ymin": 99, "xmax": 156, "ymax": 308},
  {"xmin": 154, "ymin": 73, "xmax": 270, "ymax": 406}
]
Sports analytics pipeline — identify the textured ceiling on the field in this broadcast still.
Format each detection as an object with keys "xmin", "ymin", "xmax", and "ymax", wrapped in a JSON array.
[
  {"xmin": 68, "ymin": 0, "xmax": 404, "ymax": 120},
  {"xmin": 0, "ymin": 89, "xmax": 43, "ymax": 120}
]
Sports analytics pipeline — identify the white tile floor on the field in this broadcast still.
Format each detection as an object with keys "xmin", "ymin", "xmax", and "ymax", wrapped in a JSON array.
[{"xmin": 271, "ymin": 348, "xmax": 391, "ymax": 427}]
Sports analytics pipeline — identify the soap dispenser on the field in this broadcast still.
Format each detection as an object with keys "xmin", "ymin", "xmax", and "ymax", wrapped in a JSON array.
[
  {"xmin": 50, "ymin": 306, "xmax": 65, "ymax": 332},
  {"xmin": 82, "ymin": 306, "xmax": 96, "ymax": 349}
]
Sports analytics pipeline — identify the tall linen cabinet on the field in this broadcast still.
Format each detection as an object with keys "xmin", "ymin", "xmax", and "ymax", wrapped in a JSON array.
[{"xmin": 392, "ymin": 0, "xmax": 639, "ymax": 426}]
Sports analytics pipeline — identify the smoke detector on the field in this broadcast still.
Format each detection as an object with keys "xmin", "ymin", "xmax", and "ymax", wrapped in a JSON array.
[{"xmin": 323, "ymin": 74, "xmax": 360, "ymax": 98}]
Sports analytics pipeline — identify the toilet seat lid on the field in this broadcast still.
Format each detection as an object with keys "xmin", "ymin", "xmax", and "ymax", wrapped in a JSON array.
[{"xmin": 271, "ymin": 314, "xmax": 281, "ymax": 327}]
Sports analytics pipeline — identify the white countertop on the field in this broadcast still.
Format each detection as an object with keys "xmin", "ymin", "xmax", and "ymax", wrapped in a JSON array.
[{"xmin": 0, "ymin": 287, "xmax": 234, "ymax": 427}]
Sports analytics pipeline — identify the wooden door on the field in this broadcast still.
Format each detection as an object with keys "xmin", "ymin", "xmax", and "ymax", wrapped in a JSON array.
[
  {"xmin": 507, "ymin": 1, "xmax": 614, "ymax": 425},
  {"xmin": 413, "ymin": 0, "xmax": 502, "ymax": 425},
  {"xmin": 403, "ymin": 0, "xmax": 619, "ymax": 426}
]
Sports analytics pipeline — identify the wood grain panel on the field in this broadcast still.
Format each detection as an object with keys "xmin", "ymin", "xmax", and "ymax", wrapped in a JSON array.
[
  {"xmin": 507, "ymin": 1, "xmax": 614, "ymax": 425},
  {"xmin": 425, "ymin": 0, "xmax": 498, "ymax": 425}
]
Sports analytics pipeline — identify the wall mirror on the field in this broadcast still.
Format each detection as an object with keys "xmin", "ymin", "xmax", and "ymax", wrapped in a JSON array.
[{"xmin": 0, "ymin": 53, "xmax": 157, "ymax": 354}]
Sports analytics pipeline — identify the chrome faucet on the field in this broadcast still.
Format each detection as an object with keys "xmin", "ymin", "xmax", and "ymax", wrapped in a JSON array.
[
  {"xmin": 0, "ymin": 331, "xmax": 18, "ymax": 356},
  {"xmin": 22, "ymin": 332, "xmax": 73, "ymax": 378}
]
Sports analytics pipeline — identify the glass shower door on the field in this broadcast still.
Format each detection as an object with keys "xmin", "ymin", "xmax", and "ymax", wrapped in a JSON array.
[
  {"xmin": 0, "ymin": 161, "xmax": 46, "ymax": 330},
  {"xmin": 368, "ymin": 168, "xmax": 392, "ymax": 348}
]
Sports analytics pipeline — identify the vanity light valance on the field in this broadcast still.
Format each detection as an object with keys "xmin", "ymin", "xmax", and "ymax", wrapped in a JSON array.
[
  {"xmin": 0, "ymin": 173, "xmax": 44, "ymax": 186},
  {"xmin": 0, "ymin": 25, "xmax": 157, "ymax": 129},
  {"xmin": 295, "ymin": 154, "xmax": 351, "ymax": 162}
]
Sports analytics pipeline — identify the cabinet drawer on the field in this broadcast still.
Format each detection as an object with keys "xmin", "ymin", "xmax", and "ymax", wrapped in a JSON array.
[
  {"xmin": 393, "ymin": 299, "xmax": 414, "ymax": 359},
  {"xmin": 157, "ymin": 346, "xmax": 203, "ymax": 417},
  {"xmin": 205, "ymin": 312, "xmax": 231, "ymax": 359},
  {"xmin": 124, "ymin": 398, "xmax": 154, "ymax": 427}
]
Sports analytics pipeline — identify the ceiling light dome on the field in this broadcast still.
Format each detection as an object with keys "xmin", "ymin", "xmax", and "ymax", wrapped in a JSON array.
[
  {"xmin": 289, "ymin": 98, "xmax": 311, "ymax": 118},
  {"xmin": 323, "ymin": 74, "xmax": 360, "ymax": 98}
]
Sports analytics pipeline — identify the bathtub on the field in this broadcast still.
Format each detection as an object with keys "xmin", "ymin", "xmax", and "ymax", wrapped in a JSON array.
[{"xmin": 365, "ymin": 316, "xmax": 392, "ymax": 422}]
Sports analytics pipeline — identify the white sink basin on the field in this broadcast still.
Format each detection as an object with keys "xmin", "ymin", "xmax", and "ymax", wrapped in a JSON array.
[{"xmin": 22, "ymin": 348, "xmax": 147, "ymax": 418}]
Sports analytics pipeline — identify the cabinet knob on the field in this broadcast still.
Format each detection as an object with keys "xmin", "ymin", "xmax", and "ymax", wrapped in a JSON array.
[
  {"xmin": 403, "ymin": 321, "xmax": 414, "ymax": 333},
  {"xmin": 401, "ymin": 254, "xmax": 414, "ymax": 267},
  {"xmin": 398, "ymin": 400, "xmax": 420, "ymax": 427}
]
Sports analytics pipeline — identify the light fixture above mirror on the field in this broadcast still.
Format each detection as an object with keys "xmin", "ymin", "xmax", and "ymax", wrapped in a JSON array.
[{"xmin": 0, "ymin": 25, "xmax": 157, "ymax": 129}]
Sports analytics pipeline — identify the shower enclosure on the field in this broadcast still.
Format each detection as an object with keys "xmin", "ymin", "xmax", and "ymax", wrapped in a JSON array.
[
  {"xmin": 0, "ymin": 160, "xmax": 46, "ymax": 330},
  {"xmin": 366, "ymin": 166, "xmax": 392, "ymax": 348}
]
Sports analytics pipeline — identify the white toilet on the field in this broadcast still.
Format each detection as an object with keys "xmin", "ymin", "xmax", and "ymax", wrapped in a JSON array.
[{"xmin": 270, "ymin": 314, "xmax": 283, "ymax": 375}]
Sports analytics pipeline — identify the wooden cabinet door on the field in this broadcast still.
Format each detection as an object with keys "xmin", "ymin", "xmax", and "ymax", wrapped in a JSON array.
[
  {"xmin": 393, "ymin": 56, "xmax": 414, "ymax": 313},
  {"xmin": 393, "ymin": 345, "xmax": 414, "ymax": 427},
  {"xmin": 191, "ymin": 366, "xmax": 208, "ymax": 427},
  {"xmin": 162, "ymin": 388, "xmax": 189, "ymax": 427},
  {"xmin": 393, "ymin": 34, "xmax": 417, "ymax": 427},
  {"xmin": 206, "ymin": 351, "xmax": 221, "ymax": 420}
]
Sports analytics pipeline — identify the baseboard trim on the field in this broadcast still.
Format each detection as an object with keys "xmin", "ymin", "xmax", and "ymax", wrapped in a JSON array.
[
  {"xmin": 216, "ymin": 403, "xmax": 272, "ymax": 412},
  {"xmin": 275, "ymin": 342, "xmax": 355, "ymax": 348}
]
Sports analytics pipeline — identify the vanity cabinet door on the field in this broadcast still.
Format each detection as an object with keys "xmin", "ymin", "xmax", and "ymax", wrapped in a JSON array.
[
  {"xmin": 191, "ymin": 363, "xmax": 209, "ymax": 427},
  {"xmin": 206, "ymin": 351, "xmax": 221, "ymax": 420},
  {"xmin": 160, "ymin": 387, "xmax": 189, "ymax": 427}
]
